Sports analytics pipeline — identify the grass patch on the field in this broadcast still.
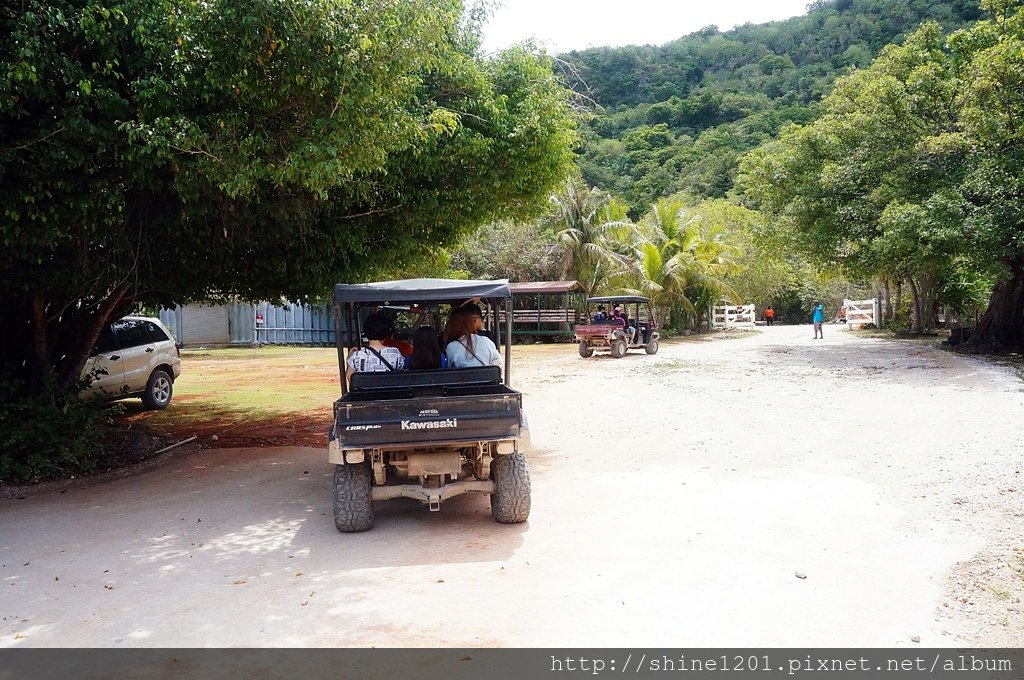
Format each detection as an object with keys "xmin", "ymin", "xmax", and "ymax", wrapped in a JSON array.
[
  {"xmin": 182, "ymin": 345, "xmax": 336, "ymax": 361},
  {"xmin": 141, "ymin": 347, "xmax": 341, "ymax": 435}
]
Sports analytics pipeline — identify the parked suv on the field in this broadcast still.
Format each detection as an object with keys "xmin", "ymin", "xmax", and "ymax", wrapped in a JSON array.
[{"xmin": 82, "ymin": 316, "xmax": 182, "ymax": 409}]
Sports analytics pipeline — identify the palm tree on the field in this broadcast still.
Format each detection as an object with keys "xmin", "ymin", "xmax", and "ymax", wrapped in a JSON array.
[
  {"xmin": 544, "ymin": 177, "xmax": 631, "ymax": 296},
  {"xmin": 627, "ymin": 197, "xmax": 745, "ymax": 332}
]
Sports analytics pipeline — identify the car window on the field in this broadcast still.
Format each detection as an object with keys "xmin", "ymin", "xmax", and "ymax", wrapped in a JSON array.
[
  {"xmin": 113, "ymin": 320, "xmax": 148, "ymax": 349},
  {"xmin": 94, "ymin": 326, "xmax": 118, "ymax": 353},
  {"xmin": 143, "ymin": 321, "xmax": 169, "ymax": 343}
]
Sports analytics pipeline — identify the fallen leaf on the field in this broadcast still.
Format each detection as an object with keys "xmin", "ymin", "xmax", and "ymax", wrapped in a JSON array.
[
  {"xmin": 295, "ymin": 571, "xmax": 303, "ymax": 577},
  {"xmin": 233, "ymin": 579, "xmax": 246, "ymax": 585},
  {"xmin": 795, "ymin": 572, "xmax": 807, "ymax": 579}
]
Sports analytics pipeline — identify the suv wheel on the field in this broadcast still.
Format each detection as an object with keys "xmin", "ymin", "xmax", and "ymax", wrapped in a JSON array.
[
  {"xmin": 333, "ymin": 461, "xmax": 374, "ymax": 532},
  {"xmin": 645, "ymin": 339, "xmax": 659, "ymax": 355},
  {"xmin": 610, "ymin": 338, "xmax": 627, "ymax": 358},
  {"xmin": 490, "ymin": 452, "xmax": 531, "ymax": 524},
  {"xmin": 141, "ymin": 369, "xmax": 173, "ymax": 409},
  {"xmin": 578, "ymin": 340, "xmax": 594, "ymax": 358}
]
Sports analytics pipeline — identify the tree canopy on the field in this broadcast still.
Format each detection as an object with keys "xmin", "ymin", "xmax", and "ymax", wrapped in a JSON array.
[
  {"xmin": 0, "ymin": 0, "xmax": 579, "ymax": 394},
  {"xmin": 739, "ymin": 0, "xmax": 1024, "ymax": 348},
  {"xmin": 561, "ymin": 0, "xmax": 982, "ymax": 215}
]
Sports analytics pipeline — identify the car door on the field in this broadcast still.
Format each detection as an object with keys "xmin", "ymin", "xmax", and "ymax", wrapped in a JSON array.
[
  {"xmin": 83, "ymin": 324, "xmax": 126, "ymax": 396},
  {"xmin": 111, "ymin": 319, "xmax": 155, "ymax": 393}
]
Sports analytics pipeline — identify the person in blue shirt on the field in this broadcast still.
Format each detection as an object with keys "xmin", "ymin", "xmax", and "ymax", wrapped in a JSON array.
[{"xmin": 812, "ymin": 300, "xmax": 825, "ymax": 339}]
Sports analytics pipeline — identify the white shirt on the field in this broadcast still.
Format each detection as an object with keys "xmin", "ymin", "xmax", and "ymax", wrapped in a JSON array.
[
  {"xmin": 347, "ymin": 346, "xmax": 404, "ymax": 374},
  {"xmin": 445, "ymin": 334, "xmax": 501, "ymax": 368}
]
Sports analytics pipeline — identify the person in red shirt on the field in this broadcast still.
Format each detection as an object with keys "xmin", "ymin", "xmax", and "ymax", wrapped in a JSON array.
[
  {"xmin": 382, "ymin": 334, "xmax": 413, "ymax": 357},
  {"xmin": 764, "ymin": 306, "xmax": 775, "ymax": 326}
]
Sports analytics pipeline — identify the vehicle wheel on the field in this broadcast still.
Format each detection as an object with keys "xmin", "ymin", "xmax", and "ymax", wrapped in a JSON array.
[
  {"xmin": 491, "ymin": 452, "xmax": 531, "ymax": 524},
  {"xmin": 578, "ymin": 340, "xmax": 593, "ymax": 358},
  {"xmin": 645, "ymin": 339, "xmax": 659, "ymax": 355},
  {"xmin": 333, "ymin": 461, "xmax": 374, "ymax": 532},
  {"xmin": 610, "ymin": 338, "xmax": 627, "ymax": 358},
  {"xmin": 520, "ymin": 334, "xmax": 535, "ymax": 345},
  {"xmin": 141, "ymin": 369, "xmax": 173, "ymax": 409}
]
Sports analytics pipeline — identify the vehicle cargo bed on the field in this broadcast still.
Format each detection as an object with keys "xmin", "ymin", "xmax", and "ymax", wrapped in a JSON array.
[{"xmin": 333, "ymin": 367, "xmax": 522, "ymax": 448}]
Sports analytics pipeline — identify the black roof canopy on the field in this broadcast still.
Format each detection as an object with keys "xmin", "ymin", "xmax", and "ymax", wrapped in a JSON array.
[
  {"xmin": 586, "ymin": 295, "xmax": 651, "ymax": 305},
  {"xmin": 334, "ymin": 278, "xmax": 511, "ymax": 305}
]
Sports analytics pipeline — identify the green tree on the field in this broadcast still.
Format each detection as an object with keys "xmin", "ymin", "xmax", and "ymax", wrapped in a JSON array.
[
  {"xmin": 0, "ymin": 0, "xmax": 578, "ymax": 399},
  {"xmin": 740, "ymin": 2, "xmax": 1024, "ymax": 347},
  {"xmin": 738, "ymin": 21, "xmax": 967, "ymax": 333},
  {"xmin": 449, "ymin": 221, "xmax": 556, "ymax": 281},
  {"xmin": 543, "ymin": 177, "xmax": 630, "ymax": 295},
  {"xmin": 953, "ymin": 0, "xmax": 1024, "ymax": 350},
  {"xmin": 621, "ymin": 197, "xmax": 745, "ymax": 331}
]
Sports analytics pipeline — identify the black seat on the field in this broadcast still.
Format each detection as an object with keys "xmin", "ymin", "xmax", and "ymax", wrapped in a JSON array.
[{"xmin": 349, "ymin": 366, "xmax": 501, "ymax": 392}]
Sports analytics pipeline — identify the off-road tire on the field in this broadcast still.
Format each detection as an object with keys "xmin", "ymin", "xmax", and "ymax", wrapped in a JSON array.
[
  {"xmin": 333, "ymin": 461, "xmax": 374, "ymax": 532},
  {"xmin": 141, "ymin": 369, "xmax": 173, "ymax": 410},
  {"xmin": 578, "ymin": 340, "xmax": 594, "ymax": 358},
  {"xmin": 490, "ymin": 452, "xmax": 531, "ymax": 524},
  {"xmin": 645, "ymin": 339, "xmax": 659, "ymax": 355},
  {"xmin": 610, "ymin": 338, "xmax": 627, "ymax": 358}
]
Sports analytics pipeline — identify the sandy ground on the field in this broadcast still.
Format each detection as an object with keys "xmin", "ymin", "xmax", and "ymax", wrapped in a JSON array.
[{"xmin": 1, "ymin": 324, "xmax": 1022, "ymax": 648}]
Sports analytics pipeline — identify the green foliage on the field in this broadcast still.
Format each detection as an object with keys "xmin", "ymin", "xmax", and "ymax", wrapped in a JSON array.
[
  {"xmin": 739, "ymin": 3, "xmax": 1024, "ymax": 346},
  {"xmin": 449, "ymin": 221, "xmax": 557, "ymax": 281},
  {"xmin": 737, "ymin": 20, "xmax": 973, "ymax": 331},
  {"xmin": 0, "ymin": 0, "xmax": 578, "ymax": 406},
  {"xmin": 565, "ymin": 1, "xmax": 981, "ymax": 109},
  {"xmin": 564, "ymin": 0, "xmax": 981, "ymax": 213},
  {"xmin": 611, "ymin": 196, "xmax": 749, "ymax": 331},
  {"xmin": 0, "ymin": 371, "xmax": 110, "ymax": 484},
  {"xmin": 542, "ymin": 176, "xmax": 631, "ymax": 295}
]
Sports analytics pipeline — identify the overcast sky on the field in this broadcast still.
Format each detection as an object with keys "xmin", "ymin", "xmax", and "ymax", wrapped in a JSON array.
[{"xmin": 481, "ymin": 0, "xmax": 813, "ymax": 54}]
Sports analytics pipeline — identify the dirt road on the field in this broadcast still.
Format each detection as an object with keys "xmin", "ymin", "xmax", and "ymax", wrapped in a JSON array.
[{"xmin": 1, "ymin": 324, "xmax": 1022, "ymax": 647}]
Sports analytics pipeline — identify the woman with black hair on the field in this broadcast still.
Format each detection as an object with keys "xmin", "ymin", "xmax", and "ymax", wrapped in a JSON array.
[
  {"xmin": 408, "ymin": 326, "xmax": 444, "ymax": 370},
  {"xmin": 346, "ymin": 313, "xmax": 405, "ymax": 383}
]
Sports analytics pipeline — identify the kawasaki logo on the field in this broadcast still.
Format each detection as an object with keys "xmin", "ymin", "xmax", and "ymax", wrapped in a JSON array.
[{"xmin": 401, "ymin": 418, "xmax": 458, "ymax": 430}]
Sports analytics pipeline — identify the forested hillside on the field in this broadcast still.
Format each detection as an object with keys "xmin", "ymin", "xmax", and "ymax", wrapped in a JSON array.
[{"xmin": 562, "ymin": 0, "xmax": 983, "ymax": 213}]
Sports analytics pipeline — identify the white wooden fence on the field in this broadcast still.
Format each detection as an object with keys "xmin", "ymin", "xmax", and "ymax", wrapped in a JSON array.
[
  {"xmin": 844, "ymin": 298, "xmax": 881, "ymax": 328},
  {"xmin": 711, "ymin": 304, "xmax": 756, "ymax": 330}
]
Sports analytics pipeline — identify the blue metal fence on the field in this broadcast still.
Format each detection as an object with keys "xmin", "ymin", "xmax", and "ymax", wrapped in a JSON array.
[{"xmin": 160, "ymin": 301, "xmax": 341, "ymax": 346}]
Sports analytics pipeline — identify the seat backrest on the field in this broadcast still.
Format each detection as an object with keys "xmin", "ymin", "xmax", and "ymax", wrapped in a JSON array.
[{"xmin": 349, "ymin": 365, "xmax": 501, "ymax": 392}]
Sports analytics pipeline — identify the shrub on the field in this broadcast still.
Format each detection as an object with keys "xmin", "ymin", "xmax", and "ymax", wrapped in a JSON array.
[{"xmin": 0, "ymin": 369, "xmax": 110, "ymax": 484}]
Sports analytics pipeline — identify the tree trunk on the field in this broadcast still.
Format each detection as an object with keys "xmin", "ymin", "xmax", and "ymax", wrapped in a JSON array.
[
  {"xmin": 916, "ymin": 272, "xmax": 939, "ymax": 332},
  {"xmin": 882, "ymin": 277, "xmax": 893, "ymax": 321},
  {"xmin": 963, "ymin": 261, "xmax": 1024, "ymax": 353},
  {"xmin": 894, "ymin": 279, "xmax": 903, "ymax": 321},
  {"xmin": 908, "ymin": 276, "xmax": 922, "ymax": 334}
]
